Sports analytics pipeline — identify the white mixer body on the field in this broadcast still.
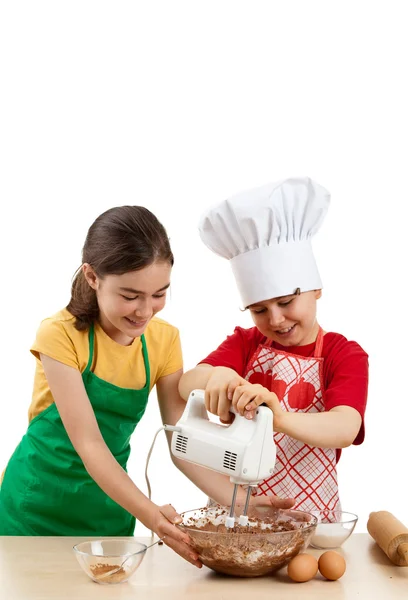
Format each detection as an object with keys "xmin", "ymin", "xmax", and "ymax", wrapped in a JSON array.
[{"xmin": 170, "ymin": 389, "xmax": 276, "ymax": 486}]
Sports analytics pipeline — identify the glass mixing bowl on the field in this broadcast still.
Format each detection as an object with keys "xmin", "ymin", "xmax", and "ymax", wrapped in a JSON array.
[
  {"xmin": 178, "ymin": 504, "xmax": 317, "ymax": 577},
  {"xmin": 309, "ymin": 510, "xmax": 358, "ymax": 549},
  {"xmin": 73, "ymin": 539, "xmax": 147, "ymax": 584}
]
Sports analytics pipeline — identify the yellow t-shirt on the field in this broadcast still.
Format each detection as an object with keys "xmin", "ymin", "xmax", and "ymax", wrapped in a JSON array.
[{"xmin": 28, "ymin": 308, "xmax": 183, "ymax": 421}]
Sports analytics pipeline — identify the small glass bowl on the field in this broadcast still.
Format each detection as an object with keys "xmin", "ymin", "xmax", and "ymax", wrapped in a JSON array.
[
  {"xmin": 309, "ymin": 510, "xmax": 358, "ymax": 549},
  {"xmin": 73, "ymin": 539, "xmax": 147, "ymax": 584}
]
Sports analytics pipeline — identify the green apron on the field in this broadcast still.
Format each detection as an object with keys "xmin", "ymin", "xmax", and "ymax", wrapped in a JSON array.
[{"xmin": 0, "ymin": 324, "xmax": 150, "ymax": 536}]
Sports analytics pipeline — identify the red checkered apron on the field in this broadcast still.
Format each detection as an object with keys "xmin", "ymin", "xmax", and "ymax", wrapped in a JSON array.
[{"xmin": 245, "ymin": 328, "xmax": 341, "ymax": 512}]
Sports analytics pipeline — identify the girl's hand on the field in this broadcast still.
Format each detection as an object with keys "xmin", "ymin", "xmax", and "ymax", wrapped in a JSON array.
[
  {"xmin": 151, "ymin": 504, "xmax": 202, "ymax": 568},
  {"xmin": 205, "ymin": 367, "xmax": 247, "ymax": 424},
  {"xmin": 232, "ymin": 382, "xmax": 284, "ymax": 427}
]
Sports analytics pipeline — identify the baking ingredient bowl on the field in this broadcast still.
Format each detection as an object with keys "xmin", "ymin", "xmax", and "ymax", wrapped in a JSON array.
[
  {"xmin": 73, "ymin": 539, "xmax": 147, "ymax": 584},
  {"xmin": 310, "ymin": 510, "xmax": 358, "ymax": 549},
  {"xmin": 178, "ymin": 504, "xmax": 317, "ymax": 577}
]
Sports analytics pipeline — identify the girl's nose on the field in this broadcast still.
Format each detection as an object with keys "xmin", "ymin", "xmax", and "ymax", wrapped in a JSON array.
[
  {"xmin": 135, "ymin": 309, "xmax": 151, "ymax": 320},
  {"xmin": 268, "ymin": 307, "xmax": 285, "ymax": 327},
  {"xmin": 134, "ymin": 299, "xmax": 152, "ymax": 319}
]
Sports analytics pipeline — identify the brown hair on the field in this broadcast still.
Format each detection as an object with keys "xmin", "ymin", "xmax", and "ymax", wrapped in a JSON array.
[{"xmin": 67, "ymin": 206, "xmax": 174, "ymax": 330}]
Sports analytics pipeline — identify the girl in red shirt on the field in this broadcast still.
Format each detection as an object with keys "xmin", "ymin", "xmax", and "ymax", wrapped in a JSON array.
[{"xmin": 179, "ymin": 177, "xmax": 368, "ymax": 512}]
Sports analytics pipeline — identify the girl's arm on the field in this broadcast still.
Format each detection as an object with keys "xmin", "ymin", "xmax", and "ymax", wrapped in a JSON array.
[
  {"xmin": 181, "ymin": 367, "xmax": 362, "ymax": 448},
  {"xmin": 275, "ymin": 406, "xmax": 362, "ymax": 448},
  {"xmin": 178, "ymin": 364, "xmax": 215, "ymax": 399},
  {"xmin": 40, "ymin": 354, "xmax": 200, "ymax": 568},
  {"xmin": 234, "ymin": 384, "xmax": 362, "ymax": 448},
  {"xmin": 157, "ymin": 369, "xmax": 294, "ymax": 508}
]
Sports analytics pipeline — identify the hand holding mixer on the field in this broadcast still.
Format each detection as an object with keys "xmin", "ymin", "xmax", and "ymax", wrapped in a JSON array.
[{"xmin": 166, "ymin": 389, "xmax": 277, "ymax": 528}]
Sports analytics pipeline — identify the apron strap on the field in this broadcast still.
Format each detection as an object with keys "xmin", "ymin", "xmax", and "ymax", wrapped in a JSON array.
[
  {"xmin": 140, "ymin": 334, "xmax": 150, "ymax": 390},
  {"xmin": 314, "ymin": 327, "xmax": 324, "ymax": 358},
  {"xmin": 84, "ymin": 323, "xmax": 95, "ymax": 375},
  {"xmin": 83, "ymin": 324, "xmax": 150, "ymax": 388}
]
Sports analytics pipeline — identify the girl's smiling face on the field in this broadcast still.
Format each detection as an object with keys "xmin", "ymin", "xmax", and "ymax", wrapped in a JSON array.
[
  {"xmin": 248, "ymin": 290, "xmax": 322, "ymax": 346},
  {"xmin": 83, "ymin": 261, "xmax": 171, "ymax": 345}
]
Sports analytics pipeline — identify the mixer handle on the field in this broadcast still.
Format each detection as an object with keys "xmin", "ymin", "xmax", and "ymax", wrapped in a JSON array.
[
  {"xmin": 185, "ymin": 389, "xmax": 247, "ymax": 421},
  {"xmin": 184, "ymin": 389, "xmax": 210, "ymax": 421}
]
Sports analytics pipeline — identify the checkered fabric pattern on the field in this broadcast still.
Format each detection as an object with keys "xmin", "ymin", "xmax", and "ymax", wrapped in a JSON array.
[{"xmin": 245, "ymin": 342, "xmax": 341, "ymax": 512}]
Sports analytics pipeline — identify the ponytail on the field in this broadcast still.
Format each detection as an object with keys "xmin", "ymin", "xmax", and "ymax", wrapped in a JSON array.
[{"xmin": 67, "ymin": 268, "xmax": 99, "ymax": 331}]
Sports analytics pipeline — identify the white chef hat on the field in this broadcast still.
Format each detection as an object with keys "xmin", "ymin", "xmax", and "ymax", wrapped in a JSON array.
[{"xmin": 198, "ymin": 177, "xmax": 330, "ymax": 307}]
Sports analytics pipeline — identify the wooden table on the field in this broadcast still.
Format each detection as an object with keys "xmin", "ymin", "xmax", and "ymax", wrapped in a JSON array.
[{"xmin": 1, "ymin": 534, "xmax": 407, "ymax": 599}]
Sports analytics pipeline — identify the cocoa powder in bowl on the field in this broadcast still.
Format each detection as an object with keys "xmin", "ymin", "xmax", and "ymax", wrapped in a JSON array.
[
  {"xmin": 90, "ymin": 563, "xmax": 128, "ymax": 583},
  {"xmin": 179, "ymin": 505, "xmax": 317, "ymax": 577}
]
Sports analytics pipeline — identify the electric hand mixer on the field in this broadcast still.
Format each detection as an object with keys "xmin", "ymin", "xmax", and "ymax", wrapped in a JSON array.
[{"xmin": 167, "ymin": 389, "xmax": 276, "ymax": 528}]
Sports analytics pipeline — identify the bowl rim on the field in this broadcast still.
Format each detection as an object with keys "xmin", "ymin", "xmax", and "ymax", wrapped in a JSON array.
[
  {"xmin": 310, "ymin": 510, "xmax": 358, "ymax": 524},
  {"xmin": 72, "ymin": 538, "xmax": 147, "ymax": 558},
  {"xmin": 178, "ymin": 506, "xmax": 318, "ymax": 536}
]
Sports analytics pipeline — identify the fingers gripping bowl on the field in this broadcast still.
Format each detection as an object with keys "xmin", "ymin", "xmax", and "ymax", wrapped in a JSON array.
[{"xmin": 178, "ymin": 505, "xmax": 317, "ymax": 577}]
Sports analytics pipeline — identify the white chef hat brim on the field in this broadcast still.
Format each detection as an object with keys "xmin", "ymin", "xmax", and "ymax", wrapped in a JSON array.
[{"xmin": 231, "ymin": 240, "xmax": 322, "ymax": 307}]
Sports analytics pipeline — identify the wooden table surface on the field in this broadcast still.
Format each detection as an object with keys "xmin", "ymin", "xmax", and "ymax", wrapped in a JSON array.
[{"xmin": 1, "ymin": 533, "xmax": 407, "ymax": 599}]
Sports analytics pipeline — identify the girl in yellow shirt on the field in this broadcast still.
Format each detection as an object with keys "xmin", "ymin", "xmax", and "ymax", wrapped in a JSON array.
[{"xmin": 0, "ymin": 205, "xmax": 206, "ymax": 565}]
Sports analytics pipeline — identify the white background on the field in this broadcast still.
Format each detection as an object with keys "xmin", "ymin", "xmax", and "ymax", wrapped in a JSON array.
[{"xmin": 0, "ymin": 1, "xmax": 407, "ymax": 537}]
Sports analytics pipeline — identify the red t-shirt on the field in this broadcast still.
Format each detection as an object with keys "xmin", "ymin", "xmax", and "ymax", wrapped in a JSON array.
[{"xmin": 200, "ymin": 327, "xmax": 368, "ymax": 458}]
